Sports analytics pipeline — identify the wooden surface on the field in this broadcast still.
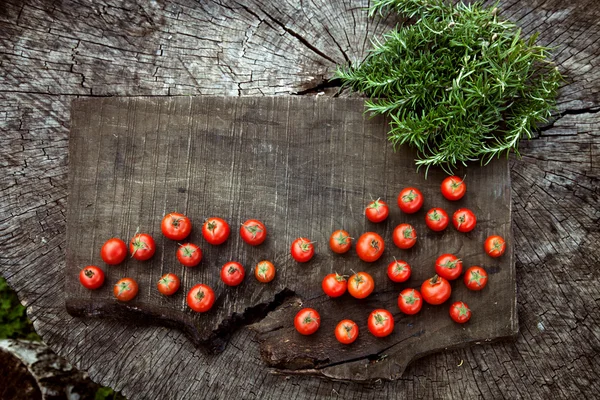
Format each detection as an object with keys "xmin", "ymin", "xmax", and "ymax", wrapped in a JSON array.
[
  {"xmin": 0, "ymin": 0, "xmax": 598, "ymax": 398},
  {"xmin": 65, "ymin": 96, "xmax": 515, "ymax": 381}
]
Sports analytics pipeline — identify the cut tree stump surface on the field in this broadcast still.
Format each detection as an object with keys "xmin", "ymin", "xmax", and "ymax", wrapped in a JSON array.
[{"xmin": 0, "ymin": 0, "xmax": 599, "ymax": 398}]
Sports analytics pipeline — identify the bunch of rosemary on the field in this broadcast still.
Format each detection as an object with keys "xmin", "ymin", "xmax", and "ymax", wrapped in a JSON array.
[{"xmin": 336, "ymin": 0, "xmax": 562, "ymax": 174}]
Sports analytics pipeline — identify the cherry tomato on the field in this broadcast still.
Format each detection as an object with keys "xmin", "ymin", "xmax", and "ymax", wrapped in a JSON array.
[
  {"xmin": 464, "ymin": 266, "xmax": 488, "ymax": 291},
  {"xmin": 484, "ymin": 235, "xmax": 506, "ymax": 258},
  {"xmin": 347, "ymin": 271, "xmax": 374, "ymax": 299},
  {"xmin": 435, "ymin": 253, "xmax": 463, "ymax": 281},
  {"xmin": 356, "ymin": 232, "xmax": 384, "ymax": 262},
  {"xmin": 397, "ymin": 289, "xmax": 423, "ymax": 315},
  {"xmin": 157, "ymin": 273, "xmax": 180, "ymax": 296},
  {"xmin": 393, "ymin": 223, "xmax": 417, "ymax": 249},
  {"xmin": 387, "ymin": 258, "xmax": 411, "ymax": 283},
  {"xmin": 368, "ymin": 309, "xmax": 394, "ymax": 338},
  {"xmin": 441, "ymin": 176, "xmax": 466, "ymax": 201},
  {"xmin": 449, "ymin": 301, "xmax": 471, "ymax": 323},
  {"xmin": 425, "ymin": 208, "xmax": 449, "ymax": 231},
  {"xmin": 365, "ymin": 199, "xmax": 389, "ymax": 223},
  {"xmin": 240, "ymin": 219, "xmax": 267, "ymax": 246},
  {"xmin": 397, "ymin": 187, "xmax": 424, "ymax": 214},
  {"xmin": 453, "ymin": 208, "xmax": 476, "ymax": 232},
  {"xmin": 335, "ymin": 320, "xmax": 359, "ymax": 345},
  {"xmin": 322, "ymin": 273, "xmax": 348, "ymax": 298},
  {"xmin": 79, "ymin": 266, "xmax": 105, "ymax": 290},
  {"xmin": 329, "ymin": 230, "xmax": 352, "ymax": 254},
  {"xmin": 221, "ymin": 262, "xmax": 245, "ymax": 287},
  {"xmin": 161, "ymin": 213, "xmax": 192, "ymax": 241},
  {"xmin": 290, "ymin": 237, "xmax": 315, "ymax": 262},
  {"xmin": 202, "ymin": 217, "xmax": 230, "ymax": 245},
  {"xmin": 255, "ymin": 260, "xmax": 276, "ymax": 283},
  {"xmin": 186, "ymin": 284, "xmax": 215, "ymax": 312},
  {"xmin": 176, "ymin": 243, "xmax": 202, "ymax": 267},
  {"xmin": 113, "ymin": 278, "xmax": 138, "ymax": 302},
  {"xmin": 294, "ymin": 308, "xmax": 320, "ymax": 335},
  {"xmin": 100, "ymin": 238, "xmax": 127, "ymax": 265},
  {"xmin": 129, "ymin": 232, "xmax": 155, "ymax": 261},
  {"xmin": 421, "ymin": 275, "xmax": 451, "ymax": 305}
]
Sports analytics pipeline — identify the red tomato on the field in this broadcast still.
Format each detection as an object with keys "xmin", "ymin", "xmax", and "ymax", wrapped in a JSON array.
[
  {"xmin": 449, "ymin": 301, "xmax": 471, "ymax": 323},
  {"xmin": 255, "ymin": 260, "xmax": 276, "ymax": 283},
  {"xmin": 187, "ymin": 284, "xmax": 215, "ymax": 312},
  {"xmin": 368, "ymin": 309, "xmax": 394, "ymax": 338},
  {"xmin": 453, "ymin": 208, "xmax": 476, "ymax": 232},
  {"xmin": 365, "ymin": 199, "xmax": 389, "ymax": 223},
  {"xmin": 387, "ymin": 258, "xmax": 411, "ymax": 283},
  {"xmin": 347, "ymin": 272, "xmax": 374, "ymax": 299},
  {"xmin": 421, "ymin": 275, "xmax": 451, "ymax": 305},
  {"xmin": 113, "ymin": 278, "xmax": 138, "ymax": 302},
  {"xmin": 397, "ymin": 289, "xmax": 423, "ymax": 315},
  {"xmin": 157, "ymin": 273, "xmax": 180, "ymax": 296},
  {"xmin": 484, "ymin": 235, "xmax": 506, "ymax": 258},
  {"xmin": 221, "ymin": 262, "xmax": 245, "ymax": 287},
  {"xmin": 290, "ymin": 237, "xmax": 315, "ymax": 262},
  {"xmin": 176, "ymin": 243, "xmax": 202, "ymax": 267},
  {"xmin": 329, "ymin": 230, "xmax": 352, "ymax": 254},
  {"xmin": 240, "ymin": 219, "xmax": 267, "ymax": 246},
  {"xmin": 79, "ymin": 266, "xmax": 105, "ymax": 290},
  {"xmin": 335, "ymin": 320, "xmax": 359, "ymax": 345},
  {"xmin": 397, "ymin": 187, "xmax": 424, "ymax": 214},
  {"xmin": 202, "ymin": 217, "xmax": 230, "ymax": 245},
  {"xmin": 435, "ymin": 253, "xmax": 463, "ymax": 281},
  {"xmin": 392, "ymin": 223, "xmax": 417, "ymax": 249},
  {"xmin": 161, "ymin": 213, "xmax": 192, "ymax": 241},
  {"xmin": 356, "ymin": 232, "xmax": 384, "ymax": 262},
  {"xmin": 425, "ymin": 208, "xmax": 449, "ymax": 231},
  {"xmin": 294, "ymin": 308, "xmax": 320, "ymax": 335},
  {"xmin": 464, "ymin": 266, "xmax": 488, "ymax": 291},
  {"xmin": 322, "ymin": 273, "xmax": 348, "ymax": 298},
  {"xmin": 100, "ymin": 238, "xmax": 127, "ymax": 265},
  {"xmin": 129, "ymin": 232, "xmax": 155, "ymax": 261},
  {"xmin": 441, "ymin": 176, "xmax": 466, "ymax": 201}
]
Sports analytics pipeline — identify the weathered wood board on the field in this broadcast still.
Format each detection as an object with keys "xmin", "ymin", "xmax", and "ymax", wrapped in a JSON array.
[{"xmin": 65, "ymin": 96, "xmax": 516, "ymax": 381}]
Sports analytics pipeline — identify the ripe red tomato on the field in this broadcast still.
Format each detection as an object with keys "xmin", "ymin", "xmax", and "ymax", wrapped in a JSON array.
[
  {"xmin": 464, "ymin": 266, "xmax": 488, "ymax": 291},
  {"xmin": 449, "ymin": 301, "xmax": 471, "ymax": 323},
  {"xmin": 356, "ymin": 232, "xmax": 384, "ymax": 262},
  {"xmin": 161, "ymin": 213, "xmax": 192, "ymax": 241},
  {"xmin": 425, "ymin": 208, "xmax": 449, "ymax": 231},
  {"xmin": 240, "ymin": 219, "xmax": 267, "ymax": 246},
  {"xmin": 397, "ymin": 187, "xmax": 424, "ymax": 214},
  {"xmin": 290, "ymin": 237, "xmax": 315, "ymax": 262},
  {"xmin": 329, "ymin": 230, "xmax": 352, "ymax": 254},
  {"xmin": 321, "ymin": 273, "xmax": 347, "ymax": 298},
  {"xmin": 365, "ymin": 199, "xmax": 389, "ymax": 223},
  {"xmin": 186, "ymin": 284, "xmax": 215, "ymax": 312},
  {"xmin": 435, "ymin": 253, "xmax": 463, "ymax": 281},
  {"xmin": 387, "ymin": 258, "xmax": 411, "ymax": 283},
  {"xmin": 100, "ymin": 238, "xmax": 127, "ymax": 265},
  {"xmin": 335, "ymin": 320, "xmax": 358, "ymax": 344},
  {"xmin": 176, "ymin": 243, "xmax": 202, "ymax": 267},
  {"xmin": 157, "ymin": 273, "xmax": 180, "ymax": 296},
  {"xmin": 368, "ymin": 309, "xmax": 394, "ymax": 338},
  {"xmin": 79, "ymin": 266, "xmax": 105, "ymax": 290},
  {"xmin": 202, "ymin": 217, "xmax": 230, "ymax": 245},
  {"xmin": 347, "ymin": 272, "xmax": 374, "ymax": 299},
  {"xmin": 129, "ymin": 232, "xmax": 155, "ymax": 261},
  {"xmin": 294, "ymin": 308, "xmax": 320, "ymax": 335},
  {"xmin": 421, "ymin": 275, "xmax": 451, "ymax": 305},
  {"xmin": 453, "ymin": 208, "xmax": 476, "ymax": 232},
  {"xmin": 392, "ymin": 223, "xmax": 417, "ymax": 249},
  {"xmin": 484, "ymin": 235, "xmax": 506, "ymax": 258},
  {"xmin": 441, "ymin": 176, "xmax": 466, "ymax": 201},
  {"xmin": 255, "ymin": 260, "xmax": 276, "ymax": 283},
  {"xmin": 113, "ymin": 278, "xmax": 138, "ymax": 302},
  {"xmin": 221, "ymin": 262, "xmax": 245, "ymax": 287},
  {"xmin": 397, "ymin": 289, "xmax": 423, "ymax": 315}
]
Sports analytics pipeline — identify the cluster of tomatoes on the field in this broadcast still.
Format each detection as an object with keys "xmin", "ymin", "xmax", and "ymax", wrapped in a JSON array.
[{"xmin": 292, "ymin": 176, "xmax": 508, "ymax": 342}]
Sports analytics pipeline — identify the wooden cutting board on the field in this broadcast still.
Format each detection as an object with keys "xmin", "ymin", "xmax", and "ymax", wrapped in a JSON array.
[{"xmin": 65, "ymin": 96, "xmax": 516, "ymax": 382}]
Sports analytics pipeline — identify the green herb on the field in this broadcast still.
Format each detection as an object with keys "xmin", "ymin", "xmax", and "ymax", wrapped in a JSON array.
[
  {"xmin": 0, "ymin": 277, "xmax": 40, "ymax": 341},
  {"xmin": 336, "ymin": 0, "xmax": 561, "ymax": 174}
]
